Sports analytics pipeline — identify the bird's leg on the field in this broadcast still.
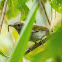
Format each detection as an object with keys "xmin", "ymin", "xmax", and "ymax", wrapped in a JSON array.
[
  {"xmin": 35, "ymin": 41, "xmax": 37, "ymax": 45},
  {"xmin": 40, "ymin": 35, "xmax": 44, "ymax": 45}
]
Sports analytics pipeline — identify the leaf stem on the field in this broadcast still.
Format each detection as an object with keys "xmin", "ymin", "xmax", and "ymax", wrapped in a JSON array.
[{"xmin": 0, "ymin": 0, "xmax": 8, "ymax": 32}]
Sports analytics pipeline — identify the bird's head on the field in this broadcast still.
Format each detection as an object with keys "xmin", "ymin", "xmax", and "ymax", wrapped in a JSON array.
[{"xmin": 8, "ymin": 22, "xmax": 24, "ymax": 33}]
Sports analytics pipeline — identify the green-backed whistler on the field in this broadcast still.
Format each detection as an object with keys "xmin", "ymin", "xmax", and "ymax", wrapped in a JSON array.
[{"xmin": 8, "ymin": 21, "xmax": 49, "ymax": 44}]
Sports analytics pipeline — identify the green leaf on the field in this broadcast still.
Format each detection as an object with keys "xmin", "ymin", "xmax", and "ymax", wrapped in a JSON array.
[
  {"xmin": 0, "ymin": 51, "xmax": 9, "ymax": 58},
  {"xmin": 20, "ymin": 5, "xmax": 29, "ymax": 20},
  {"xmin": 26, "ymin": 0, "xmax": 29, "ymax": 2},
  {"xmin": 9, "ymin": 0, "xmax": 29, "ymax": 20},
  {"xmin": 48, "ymin": 0, "xmax": 62, "ymax": 14},
  {"xmin": 0, "ymin": 0, "xmax": 5, "ymax": 9},
  {"xmin": 7, "ymin": 0, "xmax": 29, "ymax": 20},
  {"xmin": 32, "ymin": 27, "xmax": 62, "ymax": 62},
  {"xmin": 0, "ymin": 0, "xmax": 20, "ymax": 19},
  {"xmin": 9, "ymin": 0, "xmax": 38, "ymax": 62},
  {"xmin": 6, "ymin": 7, "xmax": 19, "ymax": 19},
  {"xmin": 5, "ymin": 0, "xmax": 20, "ymax": 20},
  {"xmin": 0, "ymin": 0, "xmax": 29, "ymax": 20}
]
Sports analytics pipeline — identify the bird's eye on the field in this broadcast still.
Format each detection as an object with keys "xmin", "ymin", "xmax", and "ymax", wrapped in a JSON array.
[{"xmin": 17, "ymin": 24, "xmax": 20, "ymax": 27}]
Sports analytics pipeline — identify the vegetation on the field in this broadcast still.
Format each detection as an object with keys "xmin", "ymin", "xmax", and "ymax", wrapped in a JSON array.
[{"xmin": 0, "ymin": 0, "xmax": 62, "ymax": 62}]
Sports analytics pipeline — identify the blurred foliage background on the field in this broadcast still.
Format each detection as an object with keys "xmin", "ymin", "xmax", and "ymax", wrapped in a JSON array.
[{"xmin": 0, "ymin": 0, "xmax": 62, "ymax": 62}]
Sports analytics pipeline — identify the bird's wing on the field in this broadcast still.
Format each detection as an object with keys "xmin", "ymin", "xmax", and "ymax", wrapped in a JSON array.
[{"xmin": 32, "ymin": 25, "xmax": 49, "ymax": 32}]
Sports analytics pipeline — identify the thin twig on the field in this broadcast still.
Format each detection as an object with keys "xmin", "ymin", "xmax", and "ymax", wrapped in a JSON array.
[
  {"xmin": 39, "ymin": 0, "xmax": 51, "ymax": 26},
  {"xmin": 25, "ymin": 37, "xmax": 48, "ymax": 55},
  {"xmin": 51, "ymin": 0, "xmax": 52, "ymax": 22},
  {"xmin": 0, "ymin": 0, "xmax": 8, "ymax": 32},
  {"xmin": 55, "ymin": 0, "xmax": 56, "ymax": 18}
]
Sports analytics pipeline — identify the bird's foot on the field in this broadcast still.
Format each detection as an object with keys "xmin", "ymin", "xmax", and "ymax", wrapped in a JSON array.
[
  {"xmin": 28, "ymin": 47, "xmax": 31, "ymax": 52},
  {"xmin": 40, "ymin": 39, "xmax": 43, "ymax": 45}
]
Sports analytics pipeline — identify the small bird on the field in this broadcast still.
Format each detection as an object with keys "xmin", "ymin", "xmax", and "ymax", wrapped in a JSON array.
[{"xmin": 8, "ymin": 21, "xmax": 49, "ymax": 44}]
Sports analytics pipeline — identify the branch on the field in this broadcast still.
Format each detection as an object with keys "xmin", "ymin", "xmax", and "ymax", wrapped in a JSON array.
[
  {"xmin": 25, "ymin": 37, "xmax": 48, "ymax": 55},
  {"xmin": 39, "ymin": 0, "xmax": 51, "ymax": 26},
  {"xmin": 0, "ymin": 0, "xmax": 8, "ymax": 32}
]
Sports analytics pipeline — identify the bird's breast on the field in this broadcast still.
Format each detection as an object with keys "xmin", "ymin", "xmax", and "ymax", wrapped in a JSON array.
[{"xmin": 30, "ymin": 30, "xmax": 46, "ymax": 42}]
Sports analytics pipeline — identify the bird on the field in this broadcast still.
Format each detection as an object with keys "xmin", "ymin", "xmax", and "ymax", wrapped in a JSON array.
[{"xmin": 8, "ymin": 21, "xmax": 49, "ymax": 44}]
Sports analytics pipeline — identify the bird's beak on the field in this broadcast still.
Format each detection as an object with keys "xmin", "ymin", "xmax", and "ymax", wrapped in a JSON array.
[
  {"xmin": 8, "ymin": 25, "xmax": 14, "ymax": 27},
  {"xmin": 8, "ymin": 25, "xmax": 14, "ymax": 32}
]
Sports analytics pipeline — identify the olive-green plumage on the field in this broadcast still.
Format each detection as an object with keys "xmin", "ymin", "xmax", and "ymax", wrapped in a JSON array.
[{"xmin": 8, "ymin": 22, "xmax": 49, "ymax": 42}]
